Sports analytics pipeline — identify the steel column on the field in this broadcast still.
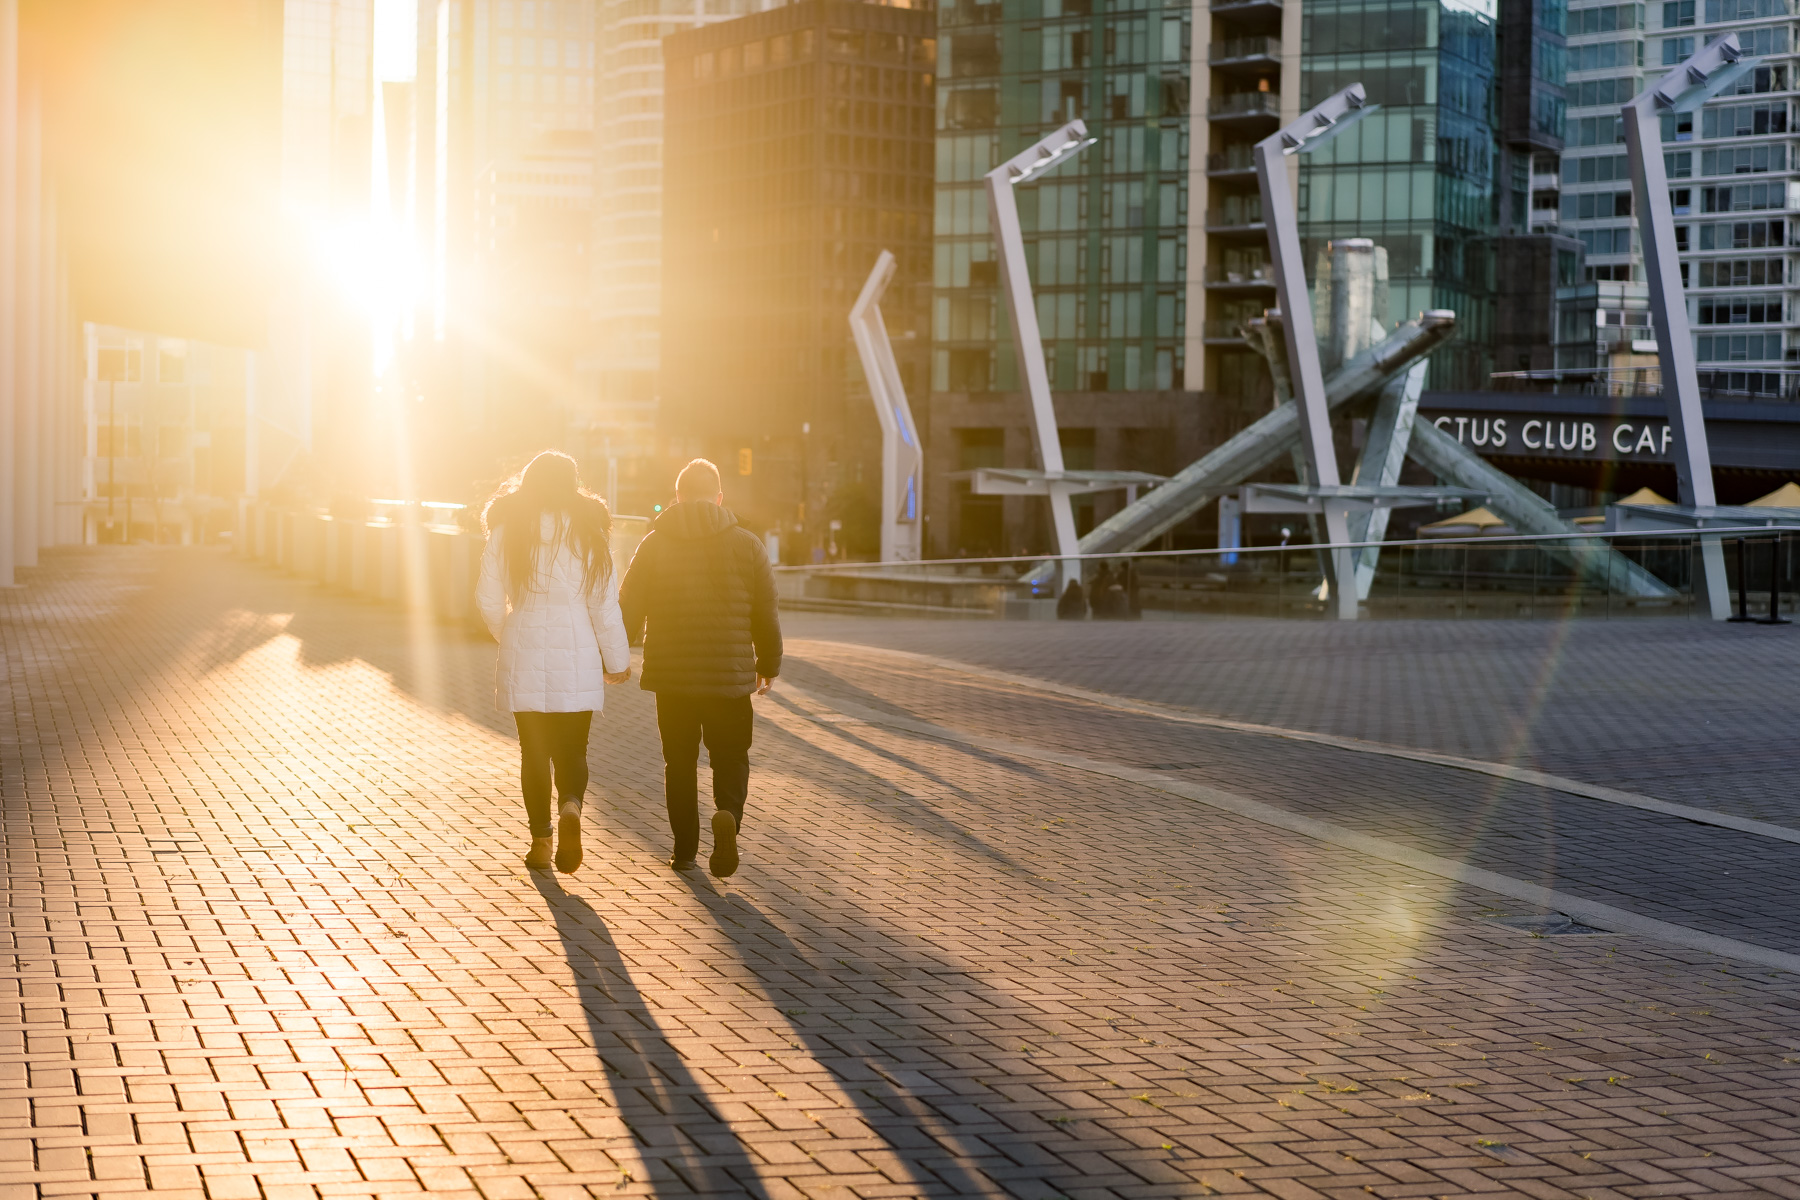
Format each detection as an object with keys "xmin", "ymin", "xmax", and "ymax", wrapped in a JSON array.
[{"xmin": 1623, "ymin": 38, "xmax": 1747, "ymax": 619}]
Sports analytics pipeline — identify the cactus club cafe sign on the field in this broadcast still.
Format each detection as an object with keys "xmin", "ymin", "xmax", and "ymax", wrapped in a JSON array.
[{"xmin": 1420, "ymin": 412, "xmax": 1674, "ymax": 462}]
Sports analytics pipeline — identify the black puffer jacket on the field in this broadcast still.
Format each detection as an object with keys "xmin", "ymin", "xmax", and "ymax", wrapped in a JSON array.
[{"xmin": 619, "ymin": 501, "xmax": 782, "ymax": 696}]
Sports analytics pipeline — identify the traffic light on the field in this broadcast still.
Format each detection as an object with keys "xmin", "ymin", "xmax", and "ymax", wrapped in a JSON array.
[{"xmin": 738, "ymin": 448, "xmax": 753, "ymax": 475}]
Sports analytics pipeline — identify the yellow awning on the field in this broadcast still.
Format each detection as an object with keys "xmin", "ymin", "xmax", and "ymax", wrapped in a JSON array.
[
  {"xmin": 1747, "ymin": 481, "xmax": 1800, "ymax": 508},
  {"xmin": 1615, "ymin": 486, "xmax": 1674, "ymax": 506},
  {"xmin": 1419, "ymin": 505, "xmax": 1510, "ymax": 532}
]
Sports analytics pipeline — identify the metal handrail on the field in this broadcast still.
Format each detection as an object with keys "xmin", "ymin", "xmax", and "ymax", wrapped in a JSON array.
[{"xmin": 772, "ymin": 524, "xmax": 1800, "ymax": 573}]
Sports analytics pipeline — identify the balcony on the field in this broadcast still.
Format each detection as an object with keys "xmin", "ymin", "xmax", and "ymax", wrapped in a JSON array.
[
  {"xmin": 1204, "ymin": 262, "xmax": 1275, "ymax": 289},
  {"xmin": 1204, "ymin": 201, "xmax": 1265, "ymax": 233},
  {"xmin": 1209, "ymin": 37, "xmax": 1281, "ymax": 71},
  {"xmin": 1202, "ymin": 318, "xmax": 1254, "ymax": 342},
  {"xmin": 1209, "ymin": 0, "xmax": 1283, "ymax": 19},
  {"xmin": 1206, "ymin": 149, "xmax": 1257, "ymax": 179},
  {"xmin": 1208, "ymin": 91, "xmax": 1281, "ymax": 124}
]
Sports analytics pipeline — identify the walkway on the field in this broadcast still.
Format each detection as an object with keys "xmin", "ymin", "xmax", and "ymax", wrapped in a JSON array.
[{"xmin": 3, "ymin": 548, "xmax": 1799, "ymax": 1199}]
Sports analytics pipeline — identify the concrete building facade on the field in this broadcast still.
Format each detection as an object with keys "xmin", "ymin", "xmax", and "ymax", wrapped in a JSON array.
[{"xmin": 662, "ymin": 0, "xmax": 936, "ymax": 559}]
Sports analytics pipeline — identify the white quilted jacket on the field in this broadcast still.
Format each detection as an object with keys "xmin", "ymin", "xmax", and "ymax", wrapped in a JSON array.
[{"xmin": 476, "ymin": 515, "xmax": 630, "ymax": 713}]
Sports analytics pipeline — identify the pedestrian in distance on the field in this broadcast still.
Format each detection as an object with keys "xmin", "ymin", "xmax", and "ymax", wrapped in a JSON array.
[
  {"xmin": 477, "ymin": 451, "xmax": 632, "ymax": 874},
  {"xmin": 621, "ymin": 458, "xmax": 782, "ymax": 878}
]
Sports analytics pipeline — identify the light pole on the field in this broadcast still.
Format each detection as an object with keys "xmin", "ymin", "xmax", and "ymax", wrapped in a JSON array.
[
  {"xmin": 849, "ymin": 249, "xmax": 923, "ymax": 562},
  {"xmin": 985, "ymin": 119, "xmax": 1094, "ymax": 590},
  {"xmin": 1253, "ymin": 83, "xmax": 1378, "ymax": 619},
  {"xmin": 1622, "ymin": 34, "xmax": 1753, "ymax": 619}
]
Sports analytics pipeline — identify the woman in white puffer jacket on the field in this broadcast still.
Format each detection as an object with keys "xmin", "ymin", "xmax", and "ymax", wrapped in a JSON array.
[{"xmin": 476, "ymin": 452, "xmax": 631, "ymax": 873}]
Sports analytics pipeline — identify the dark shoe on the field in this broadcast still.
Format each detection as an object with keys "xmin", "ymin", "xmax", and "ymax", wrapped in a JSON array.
[
  {"xmin": 556, "ymin": 814, "xmax": 583, "ymax": 873},
  {"xmin": 669, "ymin": 857, "xmax": 698, "ymax": 872},
  {"xmin": 524, "ymin": 837, "xmax": 553, "ymax": 870},
  {"xmin": 709, "ymin": 809, "xmax": 739, "ymax": 878}
]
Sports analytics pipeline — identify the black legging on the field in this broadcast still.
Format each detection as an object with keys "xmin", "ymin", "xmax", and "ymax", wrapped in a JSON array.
[{"xmin": 514, "ymin": 711, "xmax": 593, "ymax": 837}]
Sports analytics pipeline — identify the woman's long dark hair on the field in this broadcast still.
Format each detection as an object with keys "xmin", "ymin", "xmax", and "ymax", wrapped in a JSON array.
[{"xmin": 480, "ymin": 451, "xmax": 613, "ymax": 597}]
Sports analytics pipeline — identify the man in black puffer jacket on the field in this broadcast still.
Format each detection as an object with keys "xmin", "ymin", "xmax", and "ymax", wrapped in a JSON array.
[{"xmin": 620, "ymin": 458, "xmax": 782, "ymax": 877}]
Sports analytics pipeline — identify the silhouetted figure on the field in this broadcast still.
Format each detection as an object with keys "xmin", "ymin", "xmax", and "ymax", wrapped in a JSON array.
[
  {"xmin": 620, "ymin": 457, "xmax": 782, "ymax": 880},
  {"xmin": 1056, "ymin": 579, "xmax": 1088, "ymax": 619},
  {"xmin": 477, "ymin": 452, "xmax": 632, "ymax": 876}
]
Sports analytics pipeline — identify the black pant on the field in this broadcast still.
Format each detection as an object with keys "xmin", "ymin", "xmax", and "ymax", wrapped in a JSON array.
[
  {"xmin": 655, "ymin": 693, "xmax": 753, "ymax": 862},
  {"xmin": 514, "ymin": 711, "xmax": 593, "ymax": 837}
]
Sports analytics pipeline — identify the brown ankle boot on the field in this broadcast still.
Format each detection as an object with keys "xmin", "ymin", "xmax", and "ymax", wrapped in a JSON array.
[
  {"xmin": 524, "ymin": 837, "xmax": 553, "ymax": 870},
  {"xmin": 556, "ymin": 812, "xmax": 583, "ymax": 873}
]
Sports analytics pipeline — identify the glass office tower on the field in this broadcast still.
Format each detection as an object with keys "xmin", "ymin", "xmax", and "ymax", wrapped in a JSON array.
[
  {"xmin": 931, "ymin": 0, "xmax": 1194, "ymax": 554},
  {"xmin": 934, "ymin": 0, "xmax": 1191, "ymax": 397},
  {"xmin": 1562, "ymin": 0, "xmax": 1799, "ymax": 395},
  {"xmin": 1295, "ymin": 0, "xmax": 1502, "ymax": 389}
]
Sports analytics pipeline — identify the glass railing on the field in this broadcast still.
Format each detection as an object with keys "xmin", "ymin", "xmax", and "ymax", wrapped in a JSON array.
[
  {"xmin": 1203, "ymin": 261, "xmax": 1274, "ymax": 284},
  {"xmin": 1208, "ymin": 92, "xmax": 1282, "ymax": 118},
  {"xmin": 1206, "ymin": 149, "xmax": 1257, "ymax": 174},
  {"xmin": 1209, "ymin": 37, "xmax": 1282, "ymax": 64},
  {"xmin": 1204, "ymin": 202, "xmax": 1265, "ymax": 228},
  {"xmin": 773, "ymin": 526, "xmax": 1800, "ymax": 621}
]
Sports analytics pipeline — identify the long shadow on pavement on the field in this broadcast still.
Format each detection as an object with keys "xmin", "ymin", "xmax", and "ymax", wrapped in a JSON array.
[
  {"xmin": 666, "ymin": 869, "xmax": 1050, "ymax": 1199},
  {"xmin": 528, "ymin": 870, "xmax": 775, "ymax": 1198}
]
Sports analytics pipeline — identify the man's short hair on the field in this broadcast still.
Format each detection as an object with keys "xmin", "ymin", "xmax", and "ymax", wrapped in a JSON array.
[{"xmin": 676, "ymin": 458, "xmax": 723, "ymax": 501}]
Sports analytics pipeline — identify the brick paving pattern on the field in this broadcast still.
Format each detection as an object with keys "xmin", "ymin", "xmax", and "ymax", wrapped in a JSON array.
[
  {"xmin": 784, "ymin": 614, "xmax": 1800, "ymax": 825},
  {"xmin": 3, "ymin": 548, "xmax": 1799, "ymax": 1199}
]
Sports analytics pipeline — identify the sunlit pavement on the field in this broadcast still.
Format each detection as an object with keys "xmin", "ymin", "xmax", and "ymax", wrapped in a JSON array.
[{"xmin": 5, "ymin": 548, "xmax": 1800, "ymax": 1200}]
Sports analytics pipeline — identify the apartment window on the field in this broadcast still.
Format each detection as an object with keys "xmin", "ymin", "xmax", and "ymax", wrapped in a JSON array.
[
  {"xmin": 1704, "ymin": 0, "xmax": 1785, "ymax": 20},
  {"xmin": 1580, "ymin": 226, "xmax": 1633, "ymax": 254},
  {"xmin": 957, "ymin": 427, "xmax": 1004, "ymax": 470},
  {"xmin": 1662, "ymin": 0, "xmax": 1694, "ymax": 26},
  {"xmin": 1701, "ymin": 144, "xmax": 1785, "ymax": 176},
  {"xmin": 1697, "ymin": 294, "xmax": 1783, "ymax": 323},
  {"xmin": 1661, "ymin": 36, "xmax": 1693, "ymax": 64},
  {"xmin": 1561, "ymin": 190, "xmax": 1633, "ymax": 219},
  {"xmin": 1697, "ymin": 332, "xmax": 1784, "ymax": 361},
  {"xmin": 1697, "ymin": 218, "xmax": 1787, "ymax": 248},
  {"xmin": 1701, "ymin": 180, "xmax": 1788, "ymax": 211},
  {"xmin": 1695, "ymin": 257, "xmax": 1785, "ymax": 286},
  {"xmin": 1570, "ymin": 40, "xmax": 1643, "ymax": 71},
  {"xmin": 1701, "ymin": 102, "xmax": 1788, "ymax": 139}
]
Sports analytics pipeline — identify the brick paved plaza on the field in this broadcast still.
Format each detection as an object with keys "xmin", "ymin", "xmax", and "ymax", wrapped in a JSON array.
[{"xmin": 6, "ymin": 547, "xmax": 1800, "ymax": 1200}]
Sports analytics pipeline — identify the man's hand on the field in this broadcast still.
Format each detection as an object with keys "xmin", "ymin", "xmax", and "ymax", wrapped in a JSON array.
[
  {"xmin": 755, "ymin": 675, "xmax": 775, "ymax": 696},
  {"xmin": 604, "ymin": 669, "xmax": 631, "ymax": 684}
]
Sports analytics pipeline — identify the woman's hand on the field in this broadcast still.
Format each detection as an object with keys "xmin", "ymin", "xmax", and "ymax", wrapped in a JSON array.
[{"xmin": 604, "ymin": 669, "xmax": 631, "ymax": 684}]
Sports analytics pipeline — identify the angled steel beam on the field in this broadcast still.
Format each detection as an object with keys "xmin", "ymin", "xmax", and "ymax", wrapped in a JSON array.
[
  {"xmin": 1063, "ymin": 312, "xmax": 1456, "ymax": 560},
  {"xmin": 985, "ymin": 119, "xmax": 1094, "ymax": 587},
  {"xmin": 1347, "ymin": 360, "xmax": 1427, "ymax": 598},
  {"xmin": 1406, "ymin": 420, "xmax": 1672, "ymax": 597},
  {"xmin": 1623, "ymin": 35, "xmax": 1751, "ymax": 619},
  {"xmin": 849, "ymin": 249, "xmax": 923, "ymax": 562},
  {"xmin": 1255, "ymin": 84, "xmax": 1378, "ymax": 618}
]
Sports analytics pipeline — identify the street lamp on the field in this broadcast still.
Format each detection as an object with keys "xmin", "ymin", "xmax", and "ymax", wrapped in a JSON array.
[
  {"xmin": 1253, "ymin": 83, "xmax": 1378, "ymax": 619},
  {"xmin": 1622, "ymin": 33, "xmax": 1754, "ymax": 619},
  {"xmin": 849, "ymin": 250, "xmax": 923, "ymax": 562},
  {"xmin": 985, "ymin": 119, "xmax": 1096, "ymax": 588}
]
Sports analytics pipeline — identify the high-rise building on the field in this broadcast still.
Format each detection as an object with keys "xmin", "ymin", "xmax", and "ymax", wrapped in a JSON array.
[
  {"xmin": 1294, "ymin": 0, "xmax": 1504, "ymax": 389},
  {"xmin": 1562, "ymin": 0, "xmax": 1798, "ymax": 397},
  {"xmin": 1192, "ymin": 0, "xmax": 1298, "ymax": 422},
  {"xmin": 661, "ymin": 0, "xmax": 936, "ymax": 557},
  {"xmin": 592, "ymin": 0, "xmax": 777, "ymax": 442},
  {"xmin": 930, "ymin": 0, "xmax": 1204, "ymax": 557},
  {"xmin": 411, "ymin": 0, "xmax": 599, "ymax": 490},
  {"xmin": 1494, "ymin": 0, "xmax": 1582, "ymax": 374},
  {"xmin": 276, "ymin": 0, "xmax": 374, "ymax": 496}
]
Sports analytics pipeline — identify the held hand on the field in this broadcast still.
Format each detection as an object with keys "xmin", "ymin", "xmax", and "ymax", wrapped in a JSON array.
[
  {"xmin": 754, "ymin": 675, "xmax": 774, "ymax": 696},
  {"xmin": 604, "ymin": 669, "xmax": 631, "ymax": 684}
]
